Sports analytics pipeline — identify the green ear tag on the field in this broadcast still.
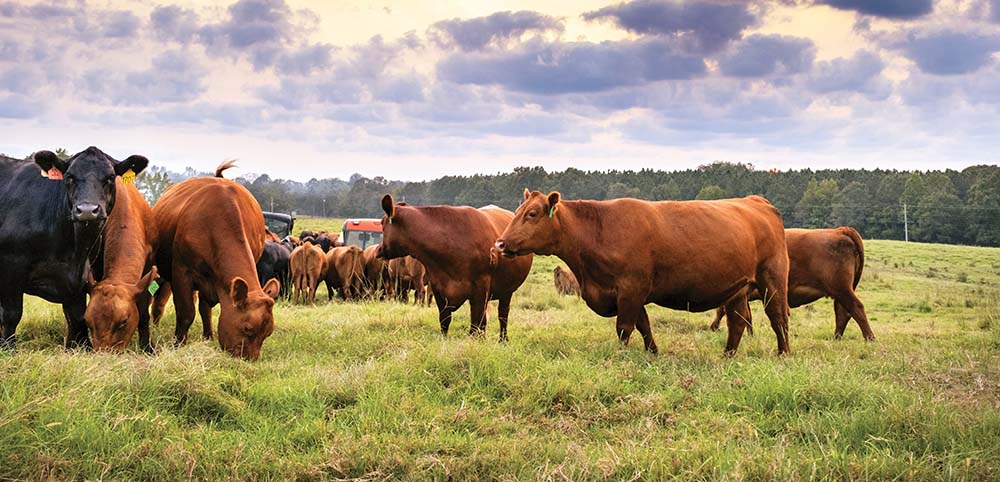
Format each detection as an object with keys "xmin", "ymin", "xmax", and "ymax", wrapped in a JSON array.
[
  {"xmin": 548, "ymin": 206, "xmax": 555, "ymax": 218},
  {"xmin": 148, "ymin": 280, "xmax": 160, "ymax": 296}
]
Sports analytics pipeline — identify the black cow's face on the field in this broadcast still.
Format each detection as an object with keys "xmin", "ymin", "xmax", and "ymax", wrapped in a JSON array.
[{"xmin": 33, "ymin": 146, "xmax": 149, "ymax": 223}]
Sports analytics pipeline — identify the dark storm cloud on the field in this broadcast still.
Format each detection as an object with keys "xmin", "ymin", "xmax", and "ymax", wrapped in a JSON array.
[
  {"xmin": 582, "ymin": 0, "xmax": 759, "ymax": 54},
  {"xmin": 437, "ymin": 37, "xmax": 706, "ymax": 95},
  {"xmin": 896, "ymin": 31, "xmax": 1000, "ymax": 75},
  {"xmin": 817, "ymin": 0, "xmax": 933, "ymax": 19},
  {"xmin": 429, "ymin": 11, "xmax": 564, "ymax": 51},
  {"xmin": 718, "ymin": 34, "xmax": 815, "ymax": 78}
]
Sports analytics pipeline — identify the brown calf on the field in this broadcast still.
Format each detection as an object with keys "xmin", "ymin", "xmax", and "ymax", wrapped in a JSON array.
[
  {"xmin": 388, "ymin": 256, "xmax": 428, "ymax": 304},
  {"xmin": 290, "ymin": 241, "xmax": 326, "ymax": 305},
  {"xmin": 553, "ymin": 265, "xmax": 580, "ymax": 296},
  {"xmin": 324, "ymin": 245, "xmax": 365, "ymax": 301}
]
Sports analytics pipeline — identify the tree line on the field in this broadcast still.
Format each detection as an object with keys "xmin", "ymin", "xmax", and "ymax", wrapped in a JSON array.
[{"xmin": 131, "ymin": 162, "xmax": 1000, "ymax": 247}]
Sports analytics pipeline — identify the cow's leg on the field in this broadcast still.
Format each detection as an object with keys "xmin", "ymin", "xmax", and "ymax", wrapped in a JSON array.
[
  {"xmin": 468, "ymin": 286, "xmax": 489, "ymax": 337},
  {"xmin": 293, "ymin": 274, "xmax": 301, "ymax": 305},
  {"xmin": 199, "ymin": 297, "xmax": 214, "ymax": 340},
  {"xmin": 63, "ymin": 294, "xmax": 91, "ymax": 350},
  {"xmin": 759, "ymin": 268, "xmax": 791, "ymax": 355},
  {"xmin": 616, "ymin": 295, "xmax": 656, "ymax": 353},
  {"xmin": 724, "ymin": 296, "xmax": 752, "ymax": 355},
  {"xmin": 633, "ymin": 307, "xmax": 657, "ymax": 354},
  {"xmin": 151, "ymin": 281, "xmax": 172, "ymax": 325},
  {"xmin": 172, "ymin": 276, "xmax": 196, "ymax": 346},
  {"xmin": 709, "ymin": 306, "xmax": 725, "ymax": 331},
  {"xmin": 838, "ymin": 292, "xmax": 875, "ymax": 341},
  {"xmin": 497, "ymin": 296, "xmax": 512, "ymax": 343},
  {"xmin": 833, "ymin": 301, "xmax": 850, "ymax": 339},
  {"xmin": 136, "ymin": 289, "xmax": 155, "ymax": 354},
  {"xmin": 435, "ymin": 291, "xmax": 456, "ymax": 336},
  {"xmin": 0, "ymin": 293, "xmax": 24, "ymax": 348}
]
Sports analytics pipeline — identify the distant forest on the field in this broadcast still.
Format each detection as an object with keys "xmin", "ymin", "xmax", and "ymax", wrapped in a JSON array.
[{"xmin": 133, "ymin": 162, "xmax": 1000, "ymax": 247}]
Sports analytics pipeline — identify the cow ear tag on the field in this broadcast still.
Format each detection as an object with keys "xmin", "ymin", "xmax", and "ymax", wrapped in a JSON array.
[
  {"xmin": 122, "ymin": 169, "xmax": 136, "ymax": 185},
  {"xmin": 46, "ymin": 167, "xmax": 63, "ymax": 180},
  {"xmin": 548, "ymin": 206, "xmax": 555, "ymax": 218}
]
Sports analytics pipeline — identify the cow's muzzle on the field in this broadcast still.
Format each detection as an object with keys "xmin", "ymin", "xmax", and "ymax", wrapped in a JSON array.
[
  {"xmin": 74, "ymin": 203, "xmax": 105, "ymax": 222},
  {"xmin": 494, "ymin": 240, "xmax": 517, "ymax": 258}
]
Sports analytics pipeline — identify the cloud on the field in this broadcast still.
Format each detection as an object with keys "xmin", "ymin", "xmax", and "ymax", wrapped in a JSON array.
[
  {"xmin": 275, "ymin": 43, "xmax": 334, "ymax": 75},
  {"xmin": 151, "ymin": 5, "xmax": 201, "ymax": 43},
  {"xmin": 582, "ymin": 0, "xmax": 759, "ymax": 54},
  {"xmin": 806, "ymin": 50, "xmax": 889, "ymax": 99},
  {"xmin": 817, "ymin": 0, "xmax": 933, "ymax": 19},
  {"xmin": 993, "ymin": 0, "xmax": 1000, "ymax": 22},
  {"xmin": 895, "ymin": 30, "xmax": 1000, "ymax": 75},
  {"xmin": 438, "ymin": 37, "xmax": 707, "ymax": 95},
  {"xmin": 719, "ymin": 34, "xmax": 815, "ymax": 78},
  {"xmin": 80, "ymin": 50, "xmax": 208, "ymax": 106},
  {"xmin": 101, "ymin": 10, "xmax": 140, "ymax": 38},
  {"xmin": 429, "ymin": 10, "xmax": 563, "ymax": 51},
  {"xmin": 0, "ymin": 94, "xmax": 41, "ymax": 119}
]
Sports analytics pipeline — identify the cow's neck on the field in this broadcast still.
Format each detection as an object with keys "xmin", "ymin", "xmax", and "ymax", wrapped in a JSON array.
[
  {"xmin": 549, "ymin": 201, "xmax": 595, "ymax": 284},
  {"xmin": 213, "ymin": 242, "xmax": 264, "ymax": 302},
  {"xmin": 102, "ymin": 188, "xmax": 149, "ymax": 284}
]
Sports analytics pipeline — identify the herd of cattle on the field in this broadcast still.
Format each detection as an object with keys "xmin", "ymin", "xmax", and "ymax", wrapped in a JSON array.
[{"xmin": 0, "ymin": 147, "xmax": 872, "ymax": 361}]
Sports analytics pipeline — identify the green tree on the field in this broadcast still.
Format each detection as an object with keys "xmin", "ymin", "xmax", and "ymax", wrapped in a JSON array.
[
  {"xmin": 651, "ymin": 180, "xmax": 681, "ymax": 200},
  {"xmin": 606, "ymin": 182, "xmax": 640, "ymax": 199},
  {"xmin": 695, "ymin": 185, "xmax": 727, "ymax": 200},
  {"xmin": 55, "ymin": 148, "xmax": 70, "ymax": 160},
  {"xmin": 795, "ymin": 178, "xmax": 839, "ymax": 228},
  {"xmin": 831, "ymin": 181, "xmax": 868, "ymax": 232},
  {"xmin": 967, "ymin": 170, "xmax": 1000, "ymax": 245},
  {"xmin": 135, "ymin": 167, "xmax": 172, "ymax": 206}
]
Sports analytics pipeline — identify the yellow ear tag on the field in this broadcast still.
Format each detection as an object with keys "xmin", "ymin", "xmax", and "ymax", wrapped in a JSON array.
[{"xmin": 122, "ymin": 169, "xmax": 136, "ymax": 185}]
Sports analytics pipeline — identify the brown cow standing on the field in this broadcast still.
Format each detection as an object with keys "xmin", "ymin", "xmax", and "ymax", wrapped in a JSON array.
[
  {"xmin": 290, "ymin": 241, "xmax": 326, "ymax": 305},
  {"xmin": 553, "ymin": 265, "xmax": 580, "ymax": 296},
  {"xmin": 362, "ymin": 245, "xmax": 392, "ymax": 300},
  {"xmin": 496, "ymin": 190, "xmax": 790, "ymax": 355},
  {"xmin": 151, "ymin": 166, "xmax": 280, "ymax": 360},
  {"xmin": 85, "ymin": 178, "xmax": 158, "ymax": 352},
  {"xmin": 324, "ymin": 245, "xmax": 365, "ymax": 301},
  {"xmin": 709, "ymin": 227, "xmax": 874, "ymax": 341},
  {"xmin": 388, "ymin": 256, "xmax": 428, "ymax": 304},
  {"xmin": 377, "ymin": 196, "xmax": 534, "ymax": 341}
]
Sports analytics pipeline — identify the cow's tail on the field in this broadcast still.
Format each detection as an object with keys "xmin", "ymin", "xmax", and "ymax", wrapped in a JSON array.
[
  {"xmin": 215, "ymin": 159, "xmax": 238, "ymax": 178},
  {"xmin": 841, "ymin": 226, "xmax": 865, "ymax": 289}
]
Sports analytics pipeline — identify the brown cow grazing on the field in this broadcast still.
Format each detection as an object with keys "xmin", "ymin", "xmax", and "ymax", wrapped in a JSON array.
[
  {"xmin": 553, "ymin": 265, "xmax": 580, "ymax": 296},
  {"xmin": 388, "ymin": 256, "xmax": 428, "ymax": 304},
  {"xmin": 362, "ymin": 245, "xmax": 392, "ymax": 300},
  {"xmin": 709, "ymin": 227, "xmax": 874, "ymax": 341},
  {"xmin": 496, "ymin": 190, "xmax": 790, "ymax": 355},
  {"xmin": 377, "ymin": 196, "xmax": 534, "ymax": 342},
  {"xmin": 85, "ymin": 178, "xmax": 159, "ymax": 352},
  {"xmin": 324, "ymin": 245, "xmax": 365, "ymax": 301},
  {"xmin": 290, "ymin": 241, "xmax": 326, "ymax": 305},
  {"xmin": 151, "ymin": 166, "xmax": 280, "ymax": 360}
]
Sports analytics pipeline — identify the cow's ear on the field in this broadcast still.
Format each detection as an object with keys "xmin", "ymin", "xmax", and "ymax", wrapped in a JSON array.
[
  {"xmin": 134, "ymin": 267, "xmax": 157, "ymax": 296},
  {"xmin": 523, "ymin": 188, "xmax": 531, "ymax": 201},
  {"xmin": 262, "ymin": 278, "xmax": 280, "ymax": 300},
  {"xmin": 33, "ymin": 150, "xmax": 68, "ymax": 175},
  {"xmin": 547, "ymin": 191, "xmax": 561, "ymax": 208},
  {"xmin": 115, "ymin": 155, "xmax": 149, "ymax": 177},
  {"xmin": 230, "ymin": 277, "xmax": 250, "ymax": 306},
  {"xmin": 381, "ymin": 194, "xmax": 395, "ymax": 218}
]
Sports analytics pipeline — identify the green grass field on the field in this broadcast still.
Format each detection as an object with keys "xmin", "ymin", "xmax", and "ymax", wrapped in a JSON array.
[{"xmin": 2, "ymin": 235, "xmax": 999, "ymax": 480}]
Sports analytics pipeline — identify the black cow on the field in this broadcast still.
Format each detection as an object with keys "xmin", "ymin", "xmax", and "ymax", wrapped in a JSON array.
[
  {"xmin": 0, "ymin": 147, "xmax": 149, "ymax": 348},
  {"xmin": 313, "ymin": 233, "xmax": 333, "ymax": 253},
  {"xmin": 257, "ymin": 241, "xmax": 292, "ymax": 298}
]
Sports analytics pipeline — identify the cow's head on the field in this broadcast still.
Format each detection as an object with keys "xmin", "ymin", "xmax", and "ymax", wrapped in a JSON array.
[
  {"xmin": 33, "ymin": 147, "xmax": 149, "ymax": 222},
  {"xmin": 217, "ymin": 276, "xmax": 280, "ymax": 361},
  {"xmin": 85, "ymin": 267, "xmax": 157, "ymax": 352},
  {"xmin": 377, "ymin": 194, "xmax": 409, "ymax": 260},
  {"xmin": 496, "ymin": 189, "xmax": 562, "ymax": 258}
]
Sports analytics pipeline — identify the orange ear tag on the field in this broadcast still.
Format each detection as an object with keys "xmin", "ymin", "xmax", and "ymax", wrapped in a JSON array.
[
  {"xmin": 122, "ymin": 169, "xmax": 136, "ymax": 185},
  {"xmin": 47, "ymin": 167, "xmax": 63, "ymax": 180}
]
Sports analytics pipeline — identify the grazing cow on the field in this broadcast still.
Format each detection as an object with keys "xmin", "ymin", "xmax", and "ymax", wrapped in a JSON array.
[
  {"xmin": 257, "ymin": 241, "xmax": 292, "ymax": 299},
  {"xmin": 323, "ymin": 245, "xmax": 365, "ymax": 301},
  {"xmin": 151, "ymin": 165, "xmax": 280, "ymax": 360},
  {"xmin": 0, "ymin": 147, "xmax": 149, "ymax": 349},
  {"xmin": 290, "ymin": 241, "xmax": 326, "ymax": 305},
  {"xmin": 495, "ymin": 190, "xmax": 790, "ymax": 355},
  {"xmin": 388, "ymin": 256, "xmax": 428, "ymax": 304},
  {"xmin": 362, "ymin": 245, "xmax": 392, "ymax": 300},
  {"xmin": 85, "ymin": 177, "xmax": 159, "ymax": 352},
  {"xmin": 709, "ymin": 227, "xmax": 874, "ymax": 341},
  {"xmin": 553, "ymin": 265, "xmax": 580, "ymax": 296},
  {"xmin": 377, "ymin": 195, "xmax": 534, "ymax": 342}
]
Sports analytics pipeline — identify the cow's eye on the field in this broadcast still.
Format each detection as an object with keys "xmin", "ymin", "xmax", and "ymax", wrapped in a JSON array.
[{"xmin": 528, "ymin": 210, "xmax": 538, "ymax": 218}]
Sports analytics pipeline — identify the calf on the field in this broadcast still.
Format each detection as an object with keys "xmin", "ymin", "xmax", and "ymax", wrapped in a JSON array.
[
  {"xmin": 290, "ymin": 241, "xmax": 325, "ymax": 305},
  {"xmin": 362, "ymin": 245, "xmax": 392, "ymax": 300},
  {"xmin": 388, "ymin": 256, "xmax": 428, "ymax": 304},
  {"xmin": 0, "ymin": 147, "xmax": 148, "ymax": 348},
  {"xmin": 324, "ymin": 245, "xmax": 365, "ymax": 301},
  {"xmin": 377, "ymin": 196, "xmax": 533, "ymax": 342},
  {"xmin": 151, "ymin": 167, "xmax": 280, "ymax": 360},
  {"xmin": 257, "ymin": 241, "xmax": 292, "ymax": 299},
  {"xmin": 496, "ymin": 190, "xmax": 790, "ymax": 355},
  {"xmin": 553, "ymin": 265, "xmax": 580, "ymax": 296},
  {"xmin": 85, "ymin": 178, "xmax": 159, "ymax": 352},
  {"xmin": 709, "ymin": 227, "xmax": 874, "ymax": 341}
]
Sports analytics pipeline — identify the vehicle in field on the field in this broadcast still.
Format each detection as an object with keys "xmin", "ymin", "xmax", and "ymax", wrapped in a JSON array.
[
  {"xmin": 341, "ymin": 218, "xmax": 383, "ymax": 249},
  {"xmin": 263, "ymin": 212, "xmax": 295, "ymax": 238}
]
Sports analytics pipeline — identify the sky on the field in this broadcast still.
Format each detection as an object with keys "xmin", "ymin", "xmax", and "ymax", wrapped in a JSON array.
[{"xmin": 0, "ymin": 0, "xmax": 998, "ymax": 181}]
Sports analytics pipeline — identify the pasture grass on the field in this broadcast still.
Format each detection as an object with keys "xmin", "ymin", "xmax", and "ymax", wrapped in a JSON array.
[{"xmin": 2, "ymin": 239, "xmax": 999, "ymax": 480}]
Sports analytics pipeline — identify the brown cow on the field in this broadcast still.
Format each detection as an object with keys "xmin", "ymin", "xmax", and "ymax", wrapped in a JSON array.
[
  {"xmin": 377, "ymin": 196, "xmax": 534, "ymax": 341},
  {"xmin": 362, "ymin": 245, "xmax": 392, "ymax": 300},
  {"xmin": 324, "ymin": 245, "xmax": 365, "ymax": 301},
  {"xmin": 496, "ymin": 190, "xmax": 790, "ymax": 355},
  {"xmin": 709, "ymin": 227, "xmax": 874, "ymax": 341},
  {"xmin": 84, "ymin": 178, "xmax": 158, "ymax": 352},
  {"xmin": 553, "ymin": 265, "xmax": 580, "ymax": 296},
  {"xmin": 151, "ymin": 168, "xmax": 280, "ymax": 360},
  {"xmin": 290, "ymin": 241, "xmax": 326, "ymax": 305},
  {"xmin": 388, "ymin": 256, "xmax": 428, "ymax": 304}
]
